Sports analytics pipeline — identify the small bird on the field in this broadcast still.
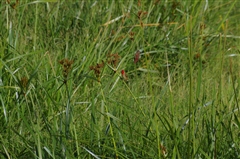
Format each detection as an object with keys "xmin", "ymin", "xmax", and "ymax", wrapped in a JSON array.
[
  {"xmin": 134, "ymin": 50, "xmax": 142, "ymax": 64},
  {"xmin": 121, "ymin": 70, "xmax": 128, "ymax": 81}
]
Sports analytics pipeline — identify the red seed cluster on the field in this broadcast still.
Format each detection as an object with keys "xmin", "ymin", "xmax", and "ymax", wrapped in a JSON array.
[
  {"xmin": 59, "ymin": 58, "xmax": 74, "ymax": 81},
  {"xmin": 137, "ymin": 11, "xmax": 148, "ymax": 20},
  {"xmin": 20, "ymin": 77, "xmax": 28, "ymax": 88},
  {"xmin": 107, "ymin": 53, "xmax": 121, "ymax": 68},
  {"xmin": 7, "ymin": 0, "xmax": 19, "ymax": 9},
  {"xmin": 89, "ymin": 61, "xmax": 105, "ymax": 78},
  {"xmin": 129, "ymin": 31, "xmax": 135, "ymax": 41}
]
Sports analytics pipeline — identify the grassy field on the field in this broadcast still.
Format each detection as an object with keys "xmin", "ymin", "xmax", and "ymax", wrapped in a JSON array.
[{"xmin": 1, "ymin": 0, "xmax": 240, "ymax": 158}]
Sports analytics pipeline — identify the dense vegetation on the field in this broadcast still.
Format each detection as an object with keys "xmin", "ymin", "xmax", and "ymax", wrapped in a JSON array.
[{"xmin": 0, "ymin": 0, "xmax": 240, "ymax": 158}]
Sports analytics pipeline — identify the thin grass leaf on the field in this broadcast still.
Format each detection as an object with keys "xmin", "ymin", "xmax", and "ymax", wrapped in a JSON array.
[{"xmin": 81, "ymin": 146, "xmax": 101, "ymax": 159}]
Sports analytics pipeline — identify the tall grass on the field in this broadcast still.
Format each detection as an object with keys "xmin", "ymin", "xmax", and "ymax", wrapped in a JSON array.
[{"xmin": 0, "ymin": 0, "xmax": 240, "ymax": 158}]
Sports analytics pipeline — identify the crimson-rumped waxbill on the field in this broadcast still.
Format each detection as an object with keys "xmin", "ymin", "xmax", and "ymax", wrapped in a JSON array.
[
  {"xmin": 134, "ymin": 50, "xmax": 141, "ymax": 64},
  {"xmin": 121, "ymin": 70, "xmax": 128, "ymax": 81}
]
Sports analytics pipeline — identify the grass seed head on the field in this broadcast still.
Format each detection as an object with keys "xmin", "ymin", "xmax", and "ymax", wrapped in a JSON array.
[{"xmin": 59, "ymin": 58, "xmax": 74, "ymax": 80}]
